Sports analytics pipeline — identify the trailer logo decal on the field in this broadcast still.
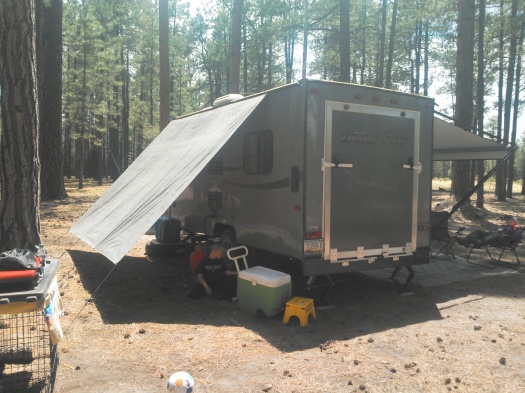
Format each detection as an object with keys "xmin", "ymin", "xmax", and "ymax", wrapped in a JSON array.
[{"xmin": 339, "ymin": 131, "xmax": 408, "ymax": 147}]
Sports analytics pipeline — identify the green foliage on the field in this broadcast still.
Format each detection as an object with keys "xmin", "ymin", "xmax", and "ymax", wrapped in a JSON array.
[{"xmin": 59, "ymin": 0, "xmax": 525, "ymax": 180}]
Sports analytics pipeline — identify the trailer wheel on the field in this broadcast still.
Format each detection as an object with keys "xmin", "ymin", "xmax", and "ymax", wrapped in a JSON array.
[{"xmin": 219, "ymin": 229, "xmax": 236, "ymax": 249}]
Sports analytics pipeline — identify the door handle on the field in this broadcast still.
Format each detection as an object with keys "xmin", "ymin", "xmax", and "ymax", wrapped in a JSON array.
[
  {"xmin": 403, "ymin": 158, "xmax": 422, "ymax": 174},
  {"xmin": 322, "ymin": 158, "xmax": 353, "ymax": 170}
]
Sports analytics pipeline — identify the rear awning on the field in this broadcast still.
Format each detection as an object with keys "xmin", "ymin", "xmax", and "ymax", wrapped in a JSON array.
[
  {"xmin": 433, "ymin": 118, "xmax": 510, "ymax": 161},
  {"xmin": 71, "ymin": 94, "xmax": 266, "ymax": 264}
]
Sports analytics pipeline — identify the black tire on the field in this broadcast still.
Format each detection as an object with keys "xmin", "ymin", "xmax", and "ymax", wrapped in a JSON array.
[
  {"xmin": 219, "ymin": 229, "xmax": 236, "ymax": 249},
  {"xmin": 145, "ymin": 239, "xmax": 187, "ymax": 257}
]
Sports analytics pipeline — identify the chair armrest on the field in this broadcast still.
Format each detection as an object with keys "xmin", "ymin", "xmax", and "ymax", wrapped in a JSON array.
[{"xmin": 494, "ymin": 235, "xmax": 521, "ymax": 248}]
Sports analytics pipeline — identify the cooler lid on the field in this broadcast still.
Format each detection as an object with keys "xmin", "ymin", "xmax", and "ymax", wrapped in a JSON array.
[{"xmin": 238, "ymin": 266, "xmax": 291, "ymax": 287}]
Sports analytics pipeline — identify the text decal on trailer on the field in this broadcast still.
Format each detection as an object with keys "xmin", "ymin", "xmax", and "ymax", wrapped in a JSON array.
[{"xmin": 338, "ymin": 131, "xmax": 408, "ymax": 147}]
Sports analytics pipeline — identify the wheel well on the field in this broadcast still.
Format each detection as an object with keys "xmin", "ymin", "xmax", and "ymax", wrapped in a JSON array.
[{"xmin": 213, "ymin": 224, "xmax": 236, "ymax": 239}]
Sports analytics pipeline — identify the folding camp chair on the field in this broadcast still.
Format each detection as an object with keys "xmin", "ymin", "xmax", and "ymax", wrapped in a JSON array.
[
  {"xmin": 466, "ymin": 235, "xmax": 522, "ymax": 269},
  {"xmin": 430, "ymin": 211, "xmax": 464, "ymax": 259}
]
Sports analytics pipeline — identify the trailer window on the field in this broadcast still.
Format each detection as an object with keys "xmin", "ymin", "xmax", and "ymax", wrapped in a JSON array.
[{"xmin": 243, "ymin": 130, "xmax": 273, "ymax": 175}]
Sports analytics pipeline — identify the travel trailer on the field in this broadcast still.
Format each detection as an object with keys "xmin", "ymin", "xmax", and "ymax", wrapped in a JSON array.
[
  {"xmin": 172, "ymin": 80, "xmax": 434, "ymax": 278},
  {"xmin": 71, "ymin": 80, "xmax": 509, "ymax": 283}
]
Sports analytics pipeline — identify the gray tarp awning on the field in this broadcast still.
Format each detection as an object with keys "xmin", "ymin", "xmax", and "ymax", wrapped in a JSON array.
[
  {"xmin": 433, "ymin": 118, "xmax": 510, "ymax": 161},
  {"xmin": 70, "ymin": 94, "xmax": 266, "ymax": 264}
]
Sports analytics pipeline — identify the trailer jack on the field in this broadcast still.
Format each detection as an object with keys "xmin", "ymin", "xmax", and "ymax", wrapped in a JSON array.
[
  {"xmin": 390, "ymin": 266, "xmax": 415, "ymax": 293},
  {"xmin": 305, "ymin": 275, "xmax": 335, "ymax": 305}
]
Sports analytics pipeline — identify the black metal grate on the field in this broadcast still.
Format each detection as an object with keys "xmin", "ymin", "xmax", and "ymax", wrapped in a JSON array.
[
  {"xmin": 208, "ymin": 191, "xmax": 223, "ymax": 211},
  {"xmin": 0, "ymin": 312, "xmax": 58, "ymax": 393},
  {"xmin": 208, "ymin": 157, "xmax": 223, "ymax": 175}
]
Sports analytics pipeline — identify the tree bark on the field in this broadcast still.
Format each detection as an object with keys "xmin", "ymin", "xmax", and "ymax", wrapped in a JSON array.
[
  {"xmin": 385, "ymin": 0, "xmax": 398, "ymax": 89},
  {"xmin": 36, "ymin": 0, "xmax": 67, "ymax": 200},
  {"xmin": 302, "ymin": 0, "xmax": 308, "ymax": 79},
  {"xmin": 159, "ymin": 0, "xmax": 170, "ymax": 130},
  {"xmin": 243, "ymin": 23, "xmax": 248, "ymax": 91},
  {"xmin": 501, "ymin": 0, "xmax": 518, "ymax": 200},
  {"xmin": 423, "ymin": 20, "xmax": 429, "ymax": 96},
  {"xmin": 507, "ymin": 52, "xmax": 520, "ymax": 198},
  {"xmin": 476, "ymin": 0, "xmax": 485, "ymax": 209},
  {"xmin": 122, "ymin": 46, "xmax": 130, "ymax": 170},
  {"xmin": 377, "ymin": 0, "xmax": 387, "ymax": 87},
  {"xmin": 360, "ymin": 0, "xmax": 367, "ymax": 84},
  {"xmin": 340, "ymin": 0, "xmax": 350, "ymax": 82},
  {"xmin": 229, "ymin": 0, "xmax": 243, "ymax": 93},
  {"xmin": 282, "ymin": 0, "xmax": 294, "ymax": 84},
  {"xmin": 508, "ymin": 5, "xmax": 524, "ymax": 198},
  {"xmin": 78, "ymin": 10, "xmax": 88, "ymax": 190},
  {"xmin": 0, "ymin": 0, "xmax": 41, "ymax": 251},
  {"xmin": 495, "ymin": 0, "xmax": 505, "ymax": 197},
  {"xmin": 414, "ymin": 19, "xmax": 422, "ymax": 94},
  {"xmin": 451, "ymin": 0, "xmax": 475, "ymax": 199}
]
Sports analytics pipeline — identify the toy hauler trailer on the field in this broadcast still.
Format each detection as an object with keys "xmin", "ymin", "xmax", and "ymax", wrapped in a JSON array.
[
  {"xmin": 172, "ymin": 80, "xmax": 433, "ymax": 276},
  {"xmin": 71, "ymin": 80, "xmax": 511, "ymax": 277}
]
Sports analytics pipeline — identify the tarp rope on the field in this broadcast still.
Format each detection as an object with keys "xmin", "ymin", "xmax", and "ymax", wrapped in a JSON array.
[
  {"xmin": 61, "ymin": 263, "xmax": 118, "ymax": 335},
  {"xmin": 41, "ymin": 223, "xmax": 82, "ymax": 283},
  {"xmin": 41, "ymin": 220, "xmax": 120, "ymax": 334}
]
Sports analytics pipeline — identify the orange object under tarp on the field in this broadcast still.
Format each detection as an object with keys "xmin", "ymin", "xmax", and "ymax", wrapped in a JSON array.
[{"xmin": 190, "ymin": 248, "xmax": 206, "ymax": 273}]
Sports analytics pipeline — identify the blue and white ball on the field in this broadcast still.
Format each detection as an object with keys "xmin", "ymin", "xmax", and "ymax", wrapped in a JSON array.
[{"xmin": 167, "ymin": 371, "xmax": 194, "ymax": 392}]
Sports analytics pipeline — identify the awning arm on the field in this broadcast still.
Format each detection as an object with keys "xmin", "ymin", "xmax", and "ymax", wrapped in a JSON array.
[
  {"xmin": 434, "ymin": 110, "xmax": 472, "ymax": 130},
  {"xmin": 432, "ymin": 148, "xmax": 516, "ymax": 230}
]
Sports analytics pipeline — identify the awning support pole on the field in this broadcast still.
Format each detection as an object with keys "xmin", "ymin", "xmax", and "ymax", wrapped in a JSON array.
[{"xmin": 433, "ymin": 149, "xmax": 516, "ymax": 230}]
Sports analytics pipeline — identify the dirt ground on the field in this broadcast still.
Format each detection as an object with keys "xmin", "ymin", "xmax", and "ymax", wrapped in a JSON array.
[{"xmin": 41, "ymin": 179, "xmax": 525, "ymax": 393}]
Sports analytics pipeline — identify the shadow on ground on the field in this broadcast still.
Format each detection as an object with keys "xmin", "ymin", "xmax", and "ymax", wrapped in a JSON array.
[{"xmin": 66, "ymin": 248, "xmax": 525, "ymax": 353}]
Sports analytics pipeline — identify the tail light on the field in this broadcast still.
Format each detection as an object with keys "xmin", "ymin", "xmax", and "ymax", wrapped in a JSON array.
[{"xmin": 306, "ymin": 230, "xmax": 322, "ymax": 239}]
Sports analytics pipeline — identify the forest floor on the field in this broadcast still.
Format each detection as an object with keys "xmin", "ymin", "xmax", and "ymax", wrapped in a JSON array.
[{"xmin": 40, "ymin": 179, "xmax": 525, "ymax": 392}]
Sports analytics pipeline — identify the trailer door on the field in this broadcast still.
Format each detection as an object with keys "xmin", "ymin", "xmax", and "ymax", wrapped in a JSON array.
[{"xmin": 322, "ymin": 101, "xmax": 421, "ymax": 263}]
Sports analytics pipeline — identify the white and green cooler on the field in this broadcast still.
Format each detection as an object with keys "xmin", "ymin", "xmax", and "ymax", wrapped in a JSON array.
[{"xmin": 237, "ymin": 266, "xmax": 292, "ymax": 317}]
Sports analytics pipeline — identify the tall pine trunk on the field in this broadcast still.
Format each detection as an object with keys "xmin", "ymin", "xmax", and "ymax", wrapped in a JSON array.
[
  {"xmin": 385, "ymin": 0, "xmax": 398, "ymax": 89},
  {"xmin": 423, "ymin": 20, "xmax": 429, "ymax": 96},
  {"xmin": 0, "ymin": 0, "xmax": 41, "ymax": 251},
  {"xmin": 476, "ymin": 0, "xmax": 486, "ymax": 209},
  {"xmin": 159, "ymin": 0, "xmax": 170, "ymax": 130},
  {"xmin": 377, "ymin": 0, "xmax": 387, "ymax": 87},
  {"xmin": 122, "ymin": 46, "xmax": 130, "ymax": 170},
  {"xmin": 508, "ymin": 8, "xmax": 524, "ymax": 197},
  {"xmin": 78, "ymin": 13, "xmax": 88, "ymax": 190},
  {"xmin": 502, "ymin": 0, "xmax": 519, "ymax": 199},
  {"xmin": 451, "ymin": 0, "xmax": 475, "ymax": 199},
  {"xmin": 360, "ymin": 0, "xmax": 367, "ymax": 84},
  {"xmin": 495, "ymin": 0, "xmax": 505, "ymax": 198},
  {"xmin": 36, "ymin": 0, "xmax": 67, "ymax": 200},
  {"xmin": 301, "ymin": 0, "xmax": 308, "ymax": 79},
  {"xmin": 229, "ymin": 0, "xmax": 243, "ymax": 93},
  {"xmin": 340, "ymin": 0, "xmax": 350, "ymax": 82}
]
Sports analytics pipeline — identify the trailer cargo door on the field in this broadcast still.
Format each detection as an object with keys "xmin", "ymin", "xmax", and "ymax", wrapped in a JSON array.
[{"xmin": 322, "ymin": 101, "xmax": 420, "ymax": 263}]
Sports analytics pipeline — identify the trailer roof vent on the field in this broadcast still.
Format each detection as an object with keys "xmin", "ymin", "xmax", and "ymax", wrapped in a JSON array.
[{"xmin": 213, "ymin": 94, "xmax": 244, "ymax": 107}]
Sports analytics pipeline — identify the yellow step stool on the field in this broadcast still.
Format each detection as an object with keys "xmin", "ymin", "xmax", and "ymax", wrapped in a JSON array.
[{"xmin": 283, "ymin": 297, "xmax": 316, "ymax": 327}]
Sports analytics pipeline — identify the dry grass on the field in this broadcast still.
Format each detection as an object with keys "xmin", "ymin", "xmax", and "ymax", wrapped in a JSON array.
[{"xmin": 40, "ymin": 178, "xmax": 525, "ymax": 392}]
